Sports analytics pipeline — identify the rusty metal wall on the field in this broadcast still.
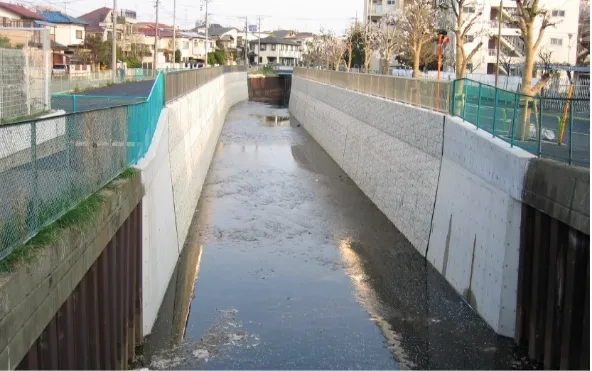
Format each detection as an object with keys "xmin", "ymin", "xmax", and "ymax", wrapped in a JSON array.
[
  {"xmin": 516, "ymin": 204, "xmax": 590, "ymax": 370},
  {"xmin": 16, "ymin": 202, "xmax": 143, "ymax": 370}
]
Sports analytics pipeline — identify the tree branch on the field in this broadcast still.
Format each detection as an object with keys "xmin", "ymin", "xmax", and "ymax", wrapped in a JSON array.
[
  {"xmin": 461, "ymin": 15, "xmax": 480, "ymax": 37},
  {"xmin": 465, "ymin": 41, "xmax": 483, "ymax": 62}
]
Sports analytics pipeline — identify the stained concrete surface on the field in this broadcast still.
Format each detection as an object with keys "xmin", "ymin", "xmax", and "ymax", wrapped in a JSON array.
[{"xmin": 140, "ymin": 101, "xmax": 538, "ymax": 370}]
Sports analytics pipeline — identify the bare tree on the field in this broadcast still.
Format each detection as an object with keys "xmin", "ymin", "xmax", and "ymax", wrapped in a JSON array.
[
  {"xmin": 362, "ymin": 22, "xmax": 380, "ymax": 72},
  {"xmin": 537, "ymin": 48, "xmax": 553, "ymax": 73},
  {"xmin": 577, "ymin": 0, "xmax": 590, "ymax": 65},
  {"xmin": 507, "ymin": 0, "xmax": 560, "ymax": 139},
  {"xmin": 447, "ymin": 0, "xmax": 485, "ymax": 79},
  {"xmin": 392, "ymin": 0, "xmax": 438, "ymax": 77},
  {"xmin": 345, "ymin": 23, "xmax": 356, "ymax": 71},
  {"xmin": 327, "ymin": 36, "xmax": 347, "ymax": 71},
  {"xmin": 302, "ymin": 36, "xmax": 323, "ymax": 67},
  {"xmin": 375, "ymin": 12, "xmax": 399, "ymax": 74},
  {"xmin": 508, "ymin": 0, "xmax": 559, "ymax": 95}
]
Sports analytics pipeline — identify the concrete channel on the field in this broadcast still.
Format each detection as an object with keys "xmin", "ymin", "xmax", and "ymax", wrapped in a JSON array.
[{"xmin": 137, "ymin": 100, "xmax": 538, "ymax": 370}]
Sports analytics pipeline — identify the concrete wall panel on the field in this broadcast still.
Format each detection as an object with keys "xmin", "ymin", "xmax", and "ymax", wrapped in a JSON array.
[
  {"xmin": 290, "ymin": 75, "xmax": 535, "ymax": 338},
  {"xmin": 137, "ymin": 72, "xmax": 248, "ymax": 335},
  {"xmin": 290, "ymin": 77, "xmax": 443, "ymax": 255}
]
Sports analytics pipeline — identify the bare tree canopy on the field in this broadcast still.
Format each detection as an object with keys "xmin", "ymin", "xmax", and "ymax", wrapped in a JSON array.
[
  {"xmin": 362, "ymin": 22, "xmax": 381, "ymax": 72},
  {"xmin": 446, "ymin": 0, "xmax": 484, "ymax": 79},
  {"xmin": 392, "ymin": 0, "xmax": 438, "ymax": 77}
]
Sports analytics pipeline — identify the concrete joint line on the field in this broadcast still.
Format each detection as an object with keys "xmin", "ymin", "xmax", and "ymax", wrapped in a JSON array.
[
  {"xmin": 425, "ymin": 116, "xmax": 446, "ymax": 261},
  {"xmin": 165, "ymin": 115, "xmax": 182, "ymax": 255}
]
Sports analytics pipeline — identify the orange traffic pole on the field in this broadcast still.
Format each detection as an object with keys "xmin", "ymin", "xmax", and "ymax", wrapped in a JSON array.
[{"xmin": 558, "ymin": 83, "xmax": 575, "ymax": 144}]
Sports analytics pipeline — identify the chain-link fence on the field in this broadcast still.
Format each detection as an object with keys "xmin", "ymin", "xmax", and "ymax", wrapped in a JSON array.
[
  {"xmin": 294, "ymin": 67, "xmax": 451, "ymax": 113},
  {"xmin": 51, "ymin": 68, "xmax": 157, "ymax": 94},
  {"xmin": 0, "ymin": 72, "xmax": 164, "ymax": 261},
  {"xmin": 452, "ymin": 79, "xmax": 590, "ymax": 167},
  {"xmin": 164, "ymin": 65, "xmax": 247, "ymax": 103},
  {"xmin": 0, "ymin": 28, "xmax": 50, "ymax": 123}
]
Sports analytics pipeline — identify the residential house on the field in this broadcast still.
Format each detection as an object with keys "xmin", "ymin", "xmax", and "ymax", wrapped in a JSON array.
[
  {"xmin": 249, "ymin": 36, "xmax": 301, "ymax": 65},
  {"xmin": 193, "ymin": 23, "xmax": 238, "ymax": 50},
  {"xmin": 138, "ymin": 28, "xmax": 214, "ymax": 68},
  {"xmin": 0, "ymin": 2, "xmax": 46, "ymax": 27},
  {"xmin": 78, "ymin": 7, "xmax": 140, "ymax": 55},
  {"xmin": 38, "ymin": 11, "xmax": 87, "ymax": 47}
]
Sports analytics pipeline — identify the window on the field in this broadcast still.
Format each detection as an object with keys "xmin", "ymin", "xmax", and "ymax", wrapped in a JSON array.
[
  {"xmin": 550, "ymin": 38, "xmax": 563, "ymax": 46},
  {"xmin": 194, "ymin": 40, "xmax": 198, "ymax": 48},
  {"xmin": 551, "ymin": 10, "xmax": 565, "ymax": 17},
  {"xmin": 260, "ymin": 44, "xmax": 266, "ymax": 51},
  {"xmin": 387, "ymin": 0, "xmax": 396, "ymax": 5},
  {"xmin": 271, "ymin": 44, "xmax": 276, "ymax": 51},
  {"xmin": 76, "ymin": 30, "xmax": 83, "ymax": 39},
  {"xmin": 463, "ymin": 35, "xmax": 474, "ymax": 43},
  {"xmin": 183, "ymin": 40, "xmax": 189, "ymax": 49},
  {"xmin": 462, "ymin": 6, "xmax": 475, "ymax": 13}
]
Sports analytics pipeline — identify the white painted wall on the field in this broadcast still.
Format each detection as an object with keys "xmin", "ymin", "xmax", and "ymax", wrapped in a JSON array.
[
  {"xmin": 53, "ymin": 24, "xmax": 85, "ymax": 46},
  {"xmin": 136, "ymin": 71, "xmax": 248, "ymax": 335}
]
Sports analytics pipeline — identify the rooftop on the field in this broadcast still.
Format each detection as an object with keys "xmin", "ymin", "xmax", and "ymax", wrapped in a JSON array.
[
  {"xmin": 0, "ymin": 2, "xmax": 46, "ymax": 20},
  {"xmin": 250, "ymin": 36, "xmax": 300, "ymax": 46},
  {"xmin": 38, "ymin": 11, "xmax": 87, "ymax": 25}
]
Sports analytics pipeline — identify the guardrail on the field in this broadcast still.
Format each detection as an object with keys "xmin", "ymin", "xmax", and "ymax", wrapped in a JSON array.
[
  {"xmin": 0, "ymin": 72, "xmax": 164, "ymax": 262},
  {"xmin": 293, "ymin": 67, "xmax": 451, "ymax": 113},
  {"xmin": 164, "ymin": 65, "xmax": 247, "ymax": 103},
  {"xmin": 452, "ymin": 78, "xmax": 590, "ymax": 167}
]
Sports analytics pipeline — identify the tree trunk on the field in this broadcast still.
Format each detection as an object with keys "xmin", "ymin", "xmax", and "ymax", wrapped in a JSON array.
[
  {"xmin": 383, "ymin": 53, "xmax": 390, "ymax": 75},
  {"xmin": 517, "ymin": 27, "xmax": 535, "ymax": 141},
  {"xmin": 347, "ymin": 46, "xmax": 353, "ymax": 72},
  {"xmin": 364, "ymin": 49, "xmax": 371, "ymax": 73},
  {"xmin": 412, "ymin": 46, "xmax": 421, "ymax": 78}
]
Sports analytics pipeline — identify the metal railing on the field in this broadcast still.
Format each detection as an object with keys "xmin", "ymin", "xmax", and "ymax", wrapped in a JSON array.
[
  {"xmin": 452, "ymin": 78, "xmax": 590, "ymax": 166},
  {"xmin": 164, "ymin": 65, "xmax": 247, "ymax": 103},
  {"xmin": 295, "ymin": 68, "xmax": 589, "ymax": 167},
  {"xmin": 294, "ymin": 67, "xmax": 452, "ymax": 113},
  {"xmin": 0, "ymin": 72, "xmax": 164, "ymax": 261}
]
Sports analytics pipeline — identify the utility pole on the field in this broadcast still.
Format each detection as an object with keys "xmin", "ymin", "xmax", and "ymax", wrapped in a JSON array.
[
  {"xmin": 244, "ymin": 17, "xmax": 248, "ymax": 65},
  {"xmin": 172, "ymin": 0, "xmax": 176, "ymax": 67},
  {"xmin": 112, "ymin": 0, "xmax": 117, "ymax": 82},
  {"xmin": 153, "ymin": 0, "xmax": 159, "ymax": 70},
  {"xmin": 204, "ymin": 0, "xmax": 210, "ymax": 67},
  {"xmin": 258, "ymin": 17, "xmax": 261, "ymax": 65},
  {"xmin": 494, "ymin": 0, "xmax": 502, "ymax": 87}
]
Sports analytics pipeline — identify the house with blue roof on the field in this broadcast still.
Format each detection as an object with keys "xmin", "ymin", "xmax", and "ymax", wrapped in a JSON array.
[{"xmin": 38, "ymin": 11, "xmax": 87, "ymax": 47}]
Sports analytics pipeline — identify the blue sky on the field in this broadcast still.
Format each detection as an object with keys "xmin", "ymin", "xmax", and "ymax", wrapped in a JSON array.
[{"xmin": 18, "ymin": 0, "xmax": 364, "ymax": 33}]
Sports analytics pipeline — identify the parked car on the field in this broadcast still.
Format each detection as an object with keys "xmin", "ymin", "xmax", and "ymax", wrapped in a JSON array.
[{"xmin": 52, "ymin": 65, "xmax": 68, "ymax": 76}]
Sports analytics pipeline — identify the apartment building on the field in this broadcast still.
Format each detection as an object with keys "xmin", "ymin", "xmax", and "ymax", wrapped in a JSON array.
[
  {"xmin": 459, "ymin": 0, "xmax": 580, "ymax": 75},
  {"xmin": 363, "ymin": 0, "xmax": 581, "ymax": 75}
]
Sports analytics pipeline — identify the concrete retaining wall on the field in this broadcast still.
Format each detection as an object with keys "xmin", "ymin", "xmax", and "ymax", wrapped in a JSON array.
[
  {"xmin": 427, "ymin": 117, "xmax": 533, "ymax": 337},
  {"xmin": 289, "ymin": 76, "xmax": 535, "ymax": 338},
  {"xmin": 136, "ymin": 71, "xmax": 248, "ymax": 335},
  {"xmin": 290, "ymin": 76, "xmax": 444, "ymax": 254}
]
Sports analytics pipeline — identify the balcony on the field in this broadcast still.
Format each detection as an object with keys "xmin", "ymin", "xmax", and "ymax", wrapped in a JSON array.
[{"xmin": 370, "ymin": 4, "xmax": 383, "ymax": 15}]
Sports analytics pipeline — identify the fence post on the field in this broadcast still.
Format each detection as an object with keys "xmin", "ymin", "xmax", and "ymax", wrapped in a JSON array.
[
  {"xmin": 537, "ymin": 98, "xmax": 543, "ymax": 156},
  {"xmin": 31, "ymin": 121, "xmax": 38, "ymax": 231},
  {"xmin": 461, "ymin": 81, "xmax": 468, "ymax": 118},
  {"xmin": 511, "ymin": 93, "xmax": 519, "ymax": 147},
  {"xmin": 476, "ymin": 83, "xmax": 483, "ymax": 129},
  {"xmin": 492, "ymin": 88, "xmax": 499, "ymax": 137},
  {"xmin": 450, "ymin": 80, "xmax": 456, "ymax": 114},
  {"xmin": 568, "ymin": 99, "xmax": 573, "ymax": 165},
  {"xmin": 72, "ymin": 95, "xmax": 77, "ymax": 113}
]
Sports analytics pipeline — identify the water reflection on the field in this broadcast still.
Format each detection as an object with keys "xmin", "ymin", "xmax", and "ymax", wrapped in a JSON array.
[
  {"xmin": 260, "ymin": 115, "xmax": 291, "ymax": 127},
  {"xmin": 143, "ymin": 244, "xmax": 203, "ymax": 354}
]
